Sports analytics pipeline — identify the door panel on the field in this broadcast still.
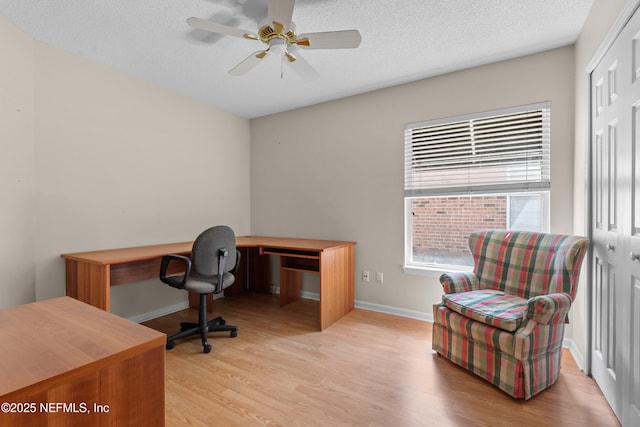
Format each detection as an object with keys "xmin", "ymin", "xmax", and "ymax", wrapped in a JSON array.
[
  {"xmin": 591, "ymin": 42, "xmax": 623, "ymax": 419},
  {"xmin": 608, "ymin": 122, "xmax": 618, "ymax": 232},
  {"xmin": 626, "ymin": 11, "xmax": 640, "ymax": 427}
]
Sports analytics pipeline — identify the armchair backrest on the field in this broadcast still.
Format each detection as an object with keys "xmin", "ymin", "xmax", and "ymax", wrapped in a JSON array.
[
  {"xmin": 469, "ymin": 230, "xmax": 589, "ymax": 300},
  {"xmin": 191, "ymin": 225, "xmax": 237, "ymax": 277}
]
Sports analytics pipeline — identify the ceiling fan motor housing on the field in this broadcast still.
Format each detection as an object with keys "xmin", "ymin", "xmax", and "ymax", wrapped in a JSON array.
[{"xmin": 258, "ymin": 21, "xmax": 298, "ymax": 45}]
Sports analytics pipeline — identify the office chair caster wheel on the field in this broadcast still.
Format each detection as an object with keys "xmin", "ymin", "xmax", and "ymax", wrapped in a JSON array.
[
  {"xmin": 166, "ymin": 340, "xmax": 175, "ymax": 350},
  {"xmin": 230, "ymin": 330, "xmax": 238, "ymax": 338},
  {"xmin": 203, "ymin": 344, "xmax": 212, "ymax": 353}
]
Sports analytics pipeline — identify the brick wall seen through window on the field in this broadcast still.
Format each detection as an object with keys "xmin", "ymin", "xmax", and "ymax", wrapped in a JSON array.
[{"xmin": 411, "ymin": 196, "xmax": 508, "ymax": 266}]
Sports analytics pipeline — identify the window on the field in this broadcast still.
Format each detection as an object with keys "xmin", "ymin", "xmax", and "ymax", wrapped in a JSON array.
[{"xmin": 404, "ymin": 102, "xmax": 551, "ymax": 271}]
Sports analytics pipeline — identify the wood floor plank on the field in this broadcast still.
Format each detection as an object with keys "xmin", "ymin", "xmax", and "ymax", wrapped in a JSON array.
[{"xmin": 143, "ymin": 293, "xmax": 619, "ymax": 427}]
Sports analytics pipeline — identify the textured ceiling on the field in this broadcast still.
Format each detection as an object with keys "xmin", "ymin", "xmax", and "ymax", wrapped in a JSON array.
[{"xmin": 0, "ymin": 0, "xmax": 594, "ymax": 119}]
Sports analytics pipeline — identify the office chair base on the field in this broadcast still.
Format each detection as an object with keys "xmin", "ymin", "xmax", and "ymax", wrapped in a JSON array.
[
  {"xmin": 165, "ymin": 292, "xmax": 238, "ymax": 353},
  {"xmin": 166, "ymin": 316, "xmax": 238, "ymax": 353},
  {"xmin": 179, "ymin": 316, "xmax": 227, "ymax": 331}
]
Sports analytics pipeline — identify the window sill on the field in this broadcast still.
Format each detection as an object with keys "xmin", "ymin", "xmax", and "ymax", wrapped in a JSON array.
[{"xmin": 402, "ymin": 264, "xmax": 473, "ymax": 278}]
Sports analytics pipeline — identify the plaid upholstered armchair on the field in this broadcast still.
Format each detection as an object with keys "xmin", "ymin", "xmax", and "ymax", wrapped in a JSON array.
[{"xmin": 432, "ymin": 230, "xmax": 589, "ymax": 399}]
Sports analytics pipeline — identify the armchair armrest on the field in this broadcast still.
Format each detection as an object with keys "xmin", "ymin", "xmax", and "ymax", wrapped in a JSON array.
[
  {"xmin": 525, "ymin": 293, "xmax": 572, "ymax": 324},
  {"xmin": 439, "ymin": 272, "xmax": 480, "ymax": 294},
  {"xmin": 159, "ymin": 254, "xmax": 192, "ymax": 289}
]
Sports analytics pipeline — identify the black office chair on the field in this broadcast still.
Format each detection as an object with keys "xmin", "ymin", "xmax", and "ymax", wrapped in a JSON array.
[{"xmin": 159, "ymin": 225, "xmax": 239, "ymax": 353}]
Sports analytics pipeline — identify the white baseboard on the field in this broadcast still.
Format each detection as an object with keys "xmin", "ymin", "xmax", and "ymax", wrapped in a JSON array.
[
  {"xmin": 355, "ymin": 300, "xmax": 432, "ymax": 322},
  {"xmin": 128, "ymin": 301, "xmax": 190, "ymax": 323},
  {"xmin": 298, "ymin": 288, "xmax": 432, "ymax": 322},
  {"xmin": 563, "ymin": 338, "xmax": 585, "ymax": 372},
  {"xmin": 126, "ymin": 292, "xmax": 228, "ymax": 323}
]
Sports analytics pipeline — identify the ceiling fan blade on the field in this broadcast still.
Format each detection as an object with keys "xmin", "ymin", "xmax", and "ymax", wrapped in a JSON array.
[
  {"xmin": 229, "ymin": 50, "xmax": 269, "ymax": 76},
  {"xmin": 284, "ymin": 51, "xmax": 319, "ymax": 80},
  {"xmin": 268, "ymin": 0, "xmax": 295, "ymax": 32},
  {"xmin": 186, "ymin": 17, "xmax": 257, "ymax": 40},
  {"xmin": 296, "ymin": 30, "xmax": 362, "ymax": 49}
]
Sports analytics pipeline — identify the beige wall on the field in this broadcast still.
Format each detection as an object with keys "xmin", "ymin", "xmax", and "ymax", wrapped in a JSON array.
[
  {"xmin": 0, "ymin": 16, "xmax": 36, "ymax": 308},
  {"xmin": 571, "ymin": 0, "xmax": 629, "ymax": 365},
  {"xmin": 0, "ymin": 16, "xmax": 251, "ymax": 317},
  {"xmin": 251, "ymin": 46, "xmax": 576, "ymax": 317}
]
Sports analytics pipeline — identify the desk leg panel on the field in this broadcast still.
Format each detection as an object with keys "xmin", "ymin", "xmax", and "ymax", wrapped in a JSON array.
[
  {"xmin": 65, "ymin": 260, "xmax": 110, "ymax": 311},
  {"xmin": 319, "ymin": 245, "xmax": 355, "ymax": 330},
  {"xmin": 99, "ymin": 344, "xmax": 165, "ymax": 425},
  {"xmin": 0, "ymin": 343, "xmax": 165, "ymax": 426},
  {"xmin": 245, "ymin": 247, "xmax": 271, "ymax": 293},
  {"xmin": 223, "ymin": 247, "xmax": 268, "ymax": 296},
  {"xmin": 280, "ymin": 269, "xmax": 301, "ymax": 306}
]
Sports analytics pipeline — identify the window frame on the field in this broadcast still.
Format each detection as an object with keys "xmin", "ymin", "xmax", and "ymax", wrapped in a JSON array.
[{"xmin": 403, "ymin": 102, "xmax": 551, "ymax": 275}]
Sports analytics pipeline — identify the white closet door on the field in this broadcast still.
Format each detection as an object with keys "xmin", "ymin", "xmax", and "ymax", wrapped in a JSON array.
[{"xmin": 591, "ymin": 5, "xmax": 640, "ymax": 426}]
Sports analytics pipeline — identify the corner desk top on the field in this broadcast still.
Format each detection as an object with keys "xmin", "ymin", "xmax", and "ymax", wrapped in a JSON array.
[{"xmin": 61, "ymin": 236, "xmax": 356, "ymax": 266}]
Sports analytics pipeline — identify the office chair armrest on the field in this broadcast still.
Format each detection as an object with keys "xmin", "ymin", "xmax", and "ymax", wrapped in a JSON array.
[{"xmin": 159, "ymin": 254, "xmax": 192, "ymax": 289}]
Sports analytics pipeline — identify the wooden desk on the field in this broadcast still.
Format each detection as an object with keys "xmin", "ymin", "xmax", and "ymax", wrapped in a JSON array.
[
  {"xmin": 61, "ymin": 236, "xmax": 356, "ymax": 330},
  {"xmin": 0, "ymin": 297, "xmax": 165, "ymax": 426}
]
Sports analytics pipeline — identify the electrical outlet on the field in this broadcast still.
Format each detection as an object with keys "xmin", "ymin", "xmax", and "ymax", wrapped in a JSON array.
[
  {"xmin": 376, "ymin": 272, "xmax": 383, "ymax": 283},
  {"xmin": 362, "ymin": 270, "xmax": 370, "ymax": 282}
]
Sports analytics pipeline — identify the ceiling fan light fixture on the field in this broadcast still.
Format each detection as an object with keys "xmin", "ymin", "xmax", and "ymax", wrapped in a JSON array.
[{"xmin": 269, "ymin": 38, "xmax": 287, "ymax": 56}]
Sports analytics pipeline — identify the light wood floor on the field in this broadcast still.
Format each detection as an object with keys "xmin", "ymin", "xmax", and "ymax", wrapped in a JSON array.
[{"xmin": 143, "ymin": 293, "xmax": 620, "ymax": 427}]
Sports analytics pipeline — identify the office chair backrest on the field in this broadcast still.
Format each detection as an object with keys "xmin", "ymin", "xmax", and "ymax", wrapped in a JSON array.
[{"xmin": 191, "ymin": 225, "xmax": 237, "ymax": 277}]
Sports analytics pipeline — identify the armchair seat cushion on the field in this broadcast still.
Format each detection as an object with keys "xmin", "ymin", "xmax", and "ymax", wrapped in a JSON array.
[
  {"xmin": 442, "ymin": 289, "xmax": 527, "ymax": 332},
  {"xmin": 433, "ymin": 304, "xmax": 515, "ymax": 354}
]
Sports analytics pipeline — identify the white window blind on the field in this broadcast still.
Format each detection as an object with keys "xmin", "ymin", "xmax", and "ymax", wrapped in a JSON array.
[{"xmin": 404, "ymin": 102, "xmax": 550, "ymax": 197}]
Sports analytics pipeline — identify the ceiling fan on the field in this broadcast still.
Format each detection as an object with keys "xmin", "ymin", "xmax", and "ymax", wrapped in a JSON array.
[{"xmin": 186, "ymin": 0, "xmax": 362, "ymax": 79}]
